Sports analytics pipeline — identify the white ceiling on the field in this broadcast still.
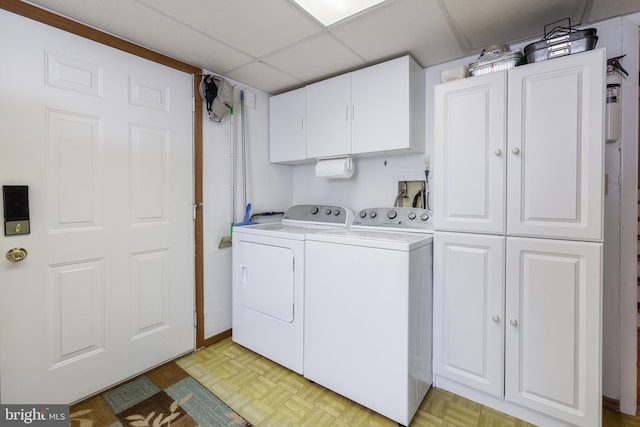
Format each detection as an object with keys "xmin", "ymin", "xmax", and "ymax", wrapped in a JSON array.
[{"xmin": 20, "ymin": 0, "xmax": 640, "ymax": 94}]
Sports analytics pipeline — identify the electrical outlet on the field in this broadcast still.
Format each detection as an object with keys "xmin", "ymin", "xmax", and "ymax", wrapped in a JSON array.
[{"xmin": 243, "ymin": 90, "xmax": 256, "ymax": 109}]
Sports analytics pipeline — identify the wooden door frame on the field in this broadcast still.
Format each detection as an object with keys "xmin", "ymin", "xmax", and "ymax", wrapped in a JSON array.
[{"xmin": 0, "ymin": 0, "xmax": 207, "ymax": 349}]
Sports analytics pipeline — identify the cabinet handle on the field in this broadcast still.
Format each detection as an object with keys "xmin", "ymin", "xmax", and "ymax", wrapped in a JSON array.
[
  {"xmin": 492, "ymin": 315, "xmax": 500, "ymax": 323},
  {"xmin": 346, "ymin": 106, "xmax": 349, "ymax": 122},
  {"xmin": 509, "ymin": 318, "xmax": 518, "ymax": 326},
  {"xmin": 352, "ymin": 105, "xmax": 355, "ymax": 121},
  {"xmin": 301, "ymin": 117, "xmax": 304, "ymax": 130},
  {"xmin": 494, "ymin": 149, "xmax": 502, "ymax": 156},
  {"xmin": 512, "ymin": 147, "xmax": 520, "ymax": 155}
]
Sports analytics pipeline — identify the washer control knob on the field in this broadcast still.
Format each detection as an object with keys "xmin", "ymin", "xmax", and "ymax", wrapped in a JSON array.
[
  {"xmin": 369, "ymin": 211, "xmax": 377, "ymax": 218},
  {"xmin": 311, "ymin": 206, "xmax": 319, "ymax": 215},
  {"xmin": 359, "ymin": 211, "xmax": 367, "ymax": 218},
  {"xmin": 420, "ymin": 212, "xmax": 430, "ymax": 222},
  {"xmin": 408, "ymin": 212, "xmax": 416, "ymax": 220},
  {"xmin": 333, "ymin": 209, "xmax": 341, "ymax": 216},
  {"xmin": 325, "ymin": 208, "xmax": 332, "ymax": 215},
  {"xmin": 387, "ymin": 210, "xmax": 397, "ymax": 220}
]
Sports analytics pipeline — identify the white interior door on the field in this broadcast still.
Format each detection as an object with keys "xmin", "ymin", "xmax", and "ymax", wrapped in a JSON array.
[{"xmin": 0, "ymin": 10, "xmax": 194, "ymax": 403}]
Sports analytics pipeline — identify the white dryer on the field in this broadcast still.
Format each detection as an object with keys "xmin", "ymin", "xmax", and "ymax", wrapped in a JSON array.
[
  {"xmin": 304, "ymin": 207, "xmax": 434, "ymax": 427},
  {"xmin": 231, "ymin": 205, "xmax": 353, "ymax": 374}
]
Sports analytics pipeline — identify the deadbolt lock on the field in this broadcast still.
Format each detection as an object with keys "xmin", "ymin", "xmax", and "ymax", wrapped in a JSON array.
[{"xmin": 6, "ymin": 247, "xmax": 28, "ymax": 262}]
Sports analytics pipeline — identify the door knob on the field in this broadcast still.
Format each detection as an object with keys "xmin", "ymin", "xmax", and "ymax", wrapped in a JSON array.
[
  {"xmin": 494, "ymin": 149, "xmax": 502, "ymax": 156},
  {"xmin": 512, "ymin": 147, "xmax": 520, "ymax": 155},
  {"xmin": 6, "ymin": 247, "xmax": 28, "ymax": 262},
  {"xmin": 509, "ymin": 318, "xmax": 519, "ymax": 326},
  {"xmin": 492, "ymin": 315, "xmax": 500, "ymax": 323}
]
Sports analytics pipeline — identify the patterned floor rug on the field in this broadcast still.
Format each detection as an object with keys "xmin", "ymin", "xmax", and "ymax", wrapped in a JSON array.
[{"xmin": 69, "ymin": 361, "xmax": 252, "ymax": 427}]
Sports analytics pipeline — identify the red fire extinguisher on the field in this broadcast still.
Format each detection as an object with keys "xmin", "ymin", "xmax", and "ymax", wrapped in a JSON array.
[{"xmin": 605, "ymin": 55, "xmax": 628, "ymax": 143}]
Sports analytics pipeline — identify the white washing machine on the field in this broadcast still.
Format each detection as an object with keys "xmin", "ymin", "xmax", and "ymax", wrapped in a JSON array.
[
  {"xmin": 231, "ymin": 204, "xmax": 353, "ymax": 375},
  {"xmin": 304, "ymin": 207, "xmax": 433, "ymax": 426}
]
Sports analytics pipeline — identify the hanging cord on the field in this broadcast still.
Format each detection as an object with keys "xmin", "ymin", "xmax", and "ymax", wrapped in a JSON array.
[
  {"xmin": 240, "ymin": 90, "xmax": 248, "ymax": 209},
  {"xmin": 424, "ymin": 168, "xmax": 430, "ymax": 210}
]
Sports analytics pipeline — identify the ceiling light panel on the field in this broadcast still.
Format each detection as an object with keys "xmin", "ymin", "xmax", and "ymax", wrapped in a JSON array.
[{"xmin": 292, "ymin": 0, "xmax": 389, "ymax": 26}]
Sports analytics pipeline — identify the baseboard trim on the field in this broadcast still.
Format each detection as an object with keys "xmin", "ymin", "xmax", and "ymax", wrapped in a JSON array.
[
  {"xmin": 199, "ymin": 328, "xmax": 232, "ymax": 349},
  {"xmin": 603, "ymin": 395, "xmax": 620, "ymax": 412}
]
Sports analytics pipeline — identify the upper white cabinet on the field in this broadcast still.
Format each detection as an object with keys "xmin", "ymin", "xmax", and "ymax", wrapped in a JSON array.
[
  {"xmin": 434, "ymin": 70, "xmax": 507, "ymax": 234},
  {"xmin": 306, "ymin": 73, "xmax": 351, "ymax": 158},
  {"xmin": 270, "ymin": 55, "xmax": 425, "ymax": 163},
  {"xmin": 269, "ymin": 87, "xmax": 306, "ymax": 163},
  {"xmin": 506, "ymin": 52, "xmax": 604, "ymax": 241},
  {"xmin": 349, "ymin": 55, "xmax": 425, "ymax": 155},
  {"xmin": 434, "ymin": 49, "xmax": 604, "ymax": 241}
]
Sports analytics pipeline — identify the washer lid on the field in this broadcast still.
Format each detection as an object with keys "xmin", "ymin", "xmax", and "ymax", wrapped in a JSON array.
[
  {"xmin": 232, "ymin": 221, "xmax": 348, "ymax": 240},
  {"xmin": 305, "ymin": 229, "xmax": 432, "ymax": 251}
]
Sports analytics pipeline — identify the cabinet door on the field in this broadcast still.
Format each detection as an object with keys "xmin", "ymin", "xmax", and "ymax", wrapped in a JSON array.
[
  {"xmin": 269, "ymin": 88, "xmax": 306, "ymax": 163},
  {"xmin": 433, "ymin": 232, "xmax": 505, "ymax": 397},
  {"xmin": 351, "ymin": 56, "xmax": 423, "ymax": 154},
  {"xmin": 434, "ymin": 71, "xmax": 507, "ymax": 234},
  {"xmin": 306, "ymin": 73, "xmax": 351, "ymax": 158},
  {"xmin": 505, "ymin": 237, "xmax": 602, "ymax": 427},
  {"xmin": 507, "ymin": 49, "xmax": 604, "ymax": 241}
]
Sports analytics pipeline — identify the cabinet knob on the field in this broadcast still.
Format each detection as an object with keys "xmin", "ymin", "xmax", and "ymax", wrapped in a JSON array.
[
  {"xmin": 509, "ymin": 318, "xmax": 519, "ymax": 326},
  {"xmin": 512, "ymin": 147, "xmax": 520, "ymax": 155},
  {"xmin": 492, "ymin": 315, "xmax": 500, "ymax": 323},
  {"xmin": 494, "ymin": 149, "xmax": 502, "ymax": 156}
]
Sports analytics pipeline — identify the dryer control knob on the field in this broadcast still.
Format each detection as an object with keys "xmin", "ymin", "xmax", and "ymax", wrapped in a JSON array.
[
  {"xmin": 408, "ymin": 212, "xmax": 416, "ymax": 220},
  {"xmin": 420, "ymin": 212, "xmax": 430, "ymax": 221},
  {"xmin": 325, "ymin": 208, "xmax": 332, "ymax": 215},
  {"xmin": 359, "ymin": 211, "xmax": 367, "ymax": 218},
  {"xmin": 311, "ymin": 206, "xmax": 319, "ymax": 215},
  {"xmin": 333, "ymin": 209, "xmax": 341, "ymax": 216},
  {"xmin": 369, "ymin": 211, "xmax": 377, "ymax": 218},
  {"xmin": 387, "ymin": 210, "xmax": 397, "ymax": 219}
]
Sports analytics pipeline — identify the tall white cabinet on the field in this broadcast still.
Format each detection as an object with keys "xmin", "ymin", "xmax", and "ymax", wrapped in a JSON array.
[{"xmin": 433, "ymin": 49, "xmax": 605, "ymax": 427}]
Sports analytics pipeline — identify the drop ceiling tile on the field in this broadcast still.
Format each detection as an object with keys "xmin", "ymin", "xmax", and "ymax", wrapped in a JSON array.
[
  {"xmin": 225, "ymin": 60, "xmax": 305, "ymax": 94},
  {"xmin": 135, "ymin": 0, "xmax": 323, "ymax": 57},
  {"xmin": 330, "ymin": 0, "xmax": 465, "ymax": 68},
  {"xmin": 25, "ymin": 0, "xmax": 252, "ymax": 73},
  {"xmin": 588, "ymin": 0, "xmax": 640, "ymax": 23},
  {"xmin": 442, "ymin": 0, "xmax": 588, "ymax": 52},
  {"xmin": 262, "ymin": 33, "xmax": 366, "ymax": 82}
]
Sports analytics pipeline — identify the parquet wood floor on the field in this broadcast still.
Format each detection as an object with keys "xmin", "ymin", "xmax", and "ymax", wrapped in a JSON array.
[{"xmin": 177, "ymin": 338, "xmax": 639, "ymax": 426}]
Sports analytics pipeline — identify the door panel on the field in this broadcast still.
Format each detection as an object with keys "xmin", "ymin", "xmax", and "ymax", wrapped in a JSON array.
[
  {"xmin": 434, "ymin": 71, "xmax": 506, "ymax": 234},
  {"xmin": 507, "ymin": 50, "xmax": 604, "ymax": 241},
  {"xmin": 0, "ymin": 10, "xmax": 194, "ymax": 403},
  {"xmin": 433, "ymin": 232, "xmax": 504, "ymax": 397},
  {"xmin": 237, "ymin": 241, "xmax": 295, "ymax": 322},
  {"xmin": 505, "ymin": 237, "xmax": 602, "ymax": 426}
]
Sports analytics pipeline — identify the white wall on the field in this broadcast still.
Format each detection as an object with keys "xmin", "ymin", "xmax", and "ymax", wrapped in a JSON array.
[{"xmin": 202, "ymin": 78, "xmax": 292, "ymax": 338}]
